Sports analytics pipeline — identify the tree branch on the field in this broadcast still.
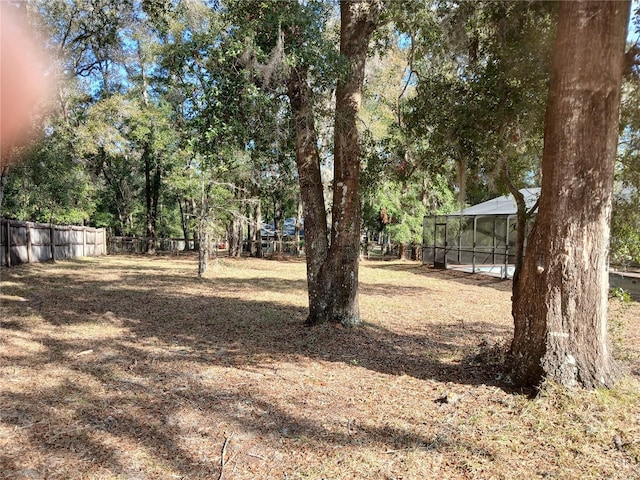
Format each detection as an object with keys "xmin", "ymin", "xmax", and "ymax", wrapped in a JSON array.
[
  {"xmin": 624, "ymin": 42, "xmax": 639, "ymax": 77},
  {"xmin": 527, "ymin": 198, "xmax": 540, "ymax": 217}
]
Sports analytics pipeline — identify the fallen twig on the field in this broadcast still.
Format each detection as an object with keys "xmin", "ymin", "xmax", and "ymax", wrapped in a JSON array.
[
  {"xmin": 217, "ymin": 433, "xmax": 233, "ymax": 480},
  {"xmin": 383, "ymin": 447, "xmax": 413, "ymax": 454}
]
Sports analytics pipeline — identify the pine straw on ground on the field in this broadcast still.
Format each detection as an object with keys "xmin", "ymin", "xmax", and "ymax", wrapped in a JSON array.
[{"xmin": 0, "ymin": 255, "xmax": 639, "ymax": 480}]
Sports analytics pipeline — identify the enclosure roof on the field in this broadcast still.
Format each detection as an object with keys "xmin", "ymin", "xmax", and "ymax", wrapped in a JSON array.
[{"xmin": 448, "ymin": 188, "xmax": 541, "ymax": 216}]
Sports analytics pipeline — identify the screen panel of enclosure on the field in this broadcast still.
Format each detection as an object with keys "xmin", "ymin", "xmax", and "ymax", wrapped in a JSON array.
[{"xmin": 422, "ymin": 213, "xmax": 525, "ymax": 279}]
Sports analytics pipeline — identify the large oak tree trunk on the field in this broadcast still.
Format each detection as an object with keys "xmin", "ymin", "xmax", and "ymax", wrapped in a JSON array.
[
  {"xmin": 227, "ymin": 215, "xmax": 243, "ymax": 257},
  {"xmin": 323, "ymin": 0, "xmax": 380, "ymax": 326},
  {"xmin": 510, "ymin": 0, "xmax": 630, "ymax": 389}
]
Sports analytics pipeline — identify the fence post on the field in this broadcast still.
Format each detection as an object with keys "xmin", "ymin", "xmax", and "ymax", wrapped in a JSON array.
[
  {"xmin": 26, "ymin": 222, "xmax": 33, "ymax": 263},
  {"xmin": 50, "ymin": 224, "xmax": 55, "ymax": 261}
]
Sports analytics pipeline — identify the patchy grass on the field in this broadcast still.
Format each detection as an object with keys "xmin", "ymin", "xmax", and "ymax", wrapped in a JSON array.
[{"xmin": 0, "ymin": 255, "xmax": 639, "ymax": 480}]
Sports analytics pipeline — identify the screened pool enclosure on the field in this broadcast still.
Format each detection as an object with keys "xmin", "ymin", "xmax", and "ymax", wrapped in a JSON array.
[{"xmin": 422, "ymin": 188, "xmax": 540, "ymax": 279}]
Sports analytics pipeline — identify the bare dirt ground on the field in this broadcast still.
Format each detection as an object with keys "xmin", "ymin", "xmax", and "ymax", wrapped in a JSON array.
[{"xmin": 1, "ymin": 254, "xmax": 639, "ymax": 480}]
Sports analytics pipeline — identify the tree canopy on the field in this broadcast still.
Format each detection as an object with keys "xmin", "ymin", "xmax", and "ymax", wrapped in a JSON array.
[{"xmin": 3, "ymin": 1, "xmax": 637, "ymax": 255}]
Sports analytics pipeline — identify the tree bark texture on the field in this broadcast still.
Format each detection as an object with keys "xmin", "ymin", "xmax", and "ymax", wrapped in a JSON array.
[
  {"xmin": 510, "ymin": 0, "xmax": 630, "ymax": 389},
  {"xmin": 191, "ymin": 199, "xmax": 199, "ymax": 251},
  {"xmin": 287, "ymin": 1, "xmax": 380, "ymax": 326},
  {"xmin": 227, "ymin": 215, "xmax": 243, "ymax": 257},
  {"xmin": 198, "ymin": 227, "xmax": 209, "ymax": 277},
  {"xmin": 287, "ymin": 66, "xmax": 330, "ymax": 324},
  {"xmin": 324, "ymin": 0, "xmax": 381, "ymax": 326}
]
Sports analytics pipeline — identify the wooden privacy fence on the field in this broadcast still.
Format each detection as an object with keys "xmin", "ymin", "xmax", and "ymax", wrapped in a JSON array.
[{"xmin": 0, "ymin": 219, "xmax": 106, "ymax": 267}]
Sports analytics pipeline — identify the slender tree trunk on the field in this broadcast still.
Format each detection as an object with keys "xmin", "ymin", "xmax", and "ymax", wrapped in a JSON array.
[
  {"xmin": 198, "ymin": 179, "xmax": 209, "ymax": 277},
  {"xmin": 255, "ymin": 199, "xmax": 263, "ymax": 258},
  {"xmin": 0, "ymin": 165, "xmax": 9, "ymax": 212},
  {"xmin": 141, "ymin": 53, "xmax": 158, "ymax": 255},
  {"xmin": 273, "ymin": 199, "xmax": 283, "ymax": 254},
  {"xmin": 143, "ymin": 143, "xmax": 155, "ymax": 254},
  {"xmin": 500, "ymin": 162, "xmax": 532, "ymax": 292},
  {"xmin": 247, "ymin": 202, "xmax": 254, "ymax": 256},
  {"xmin": 191, "ymin": 199, "xmax": 199, "ymax": 251},
  {"xmin": 362, "ymin": 228, "xmax": 369, "ymax": 258},
  {"xmin": 198, "ymin": 228, "xmax": 209, "ymax": 277},
  {"xmin": 179, "ymin": 196, "xmax": 190, "ymax": 250},
  {"xmin": 287, "ymin": 66, "xmax": 330, "ymax": 324},
  {"xmin": 115, "ymin": 211, "xmax": 125, "ymax": 237},
  {"xmin": 510, "ymin": 0, "xmax": 630, "ymax": 389},
  {"xmin": 294, "ymin": 197, "xmax": 303, "ymax": 256},
  {"xmin": 227, "ymin": 219, "xmax": 234, "ymax": 257},
  {"xmin": 152, "ymin": 162, "xmax": 161, "ymax": 235}
]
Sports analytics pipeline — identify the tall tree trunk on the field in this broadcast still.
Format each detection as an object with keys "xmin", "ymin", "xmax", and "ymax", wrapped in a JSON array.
[
  {"xmin": 152, "ymin": 161, "xmax": 161, "ymax": 236},
  {"xmin": 198, "ymin": 180, "xmax": 208, "ymax": 277},
  {"xmin": 143, "ymin": 151, "xmax": 162, "ymax": 253},
  {"xmin": 510, "ymin": 0, "xmax": 630, "ymax": 389},
  {"xmin": 287, "ymin": 1, "xmax": 380, "ymax": 326},
  {"xmin": 198, "ymin": 228, "xmax": 209, "ymax": 277},
  {"xmin": 141, "ymin": 53, "xmax": 157, "ymax": 255},
  {"xmin": 324, "ymin": 0, "xmax": 381, "ymax": 326},
  {"xmin": 191, "ymin": 199, "xmax": 199, "ymax": 251},
  {"xmin": 143, "ymin": 142, "xmax": 155, "ymax": 254},
  {"xmin": 273, "ymin": 199, "xmax": 283, "ymax": 254},
  {"xmin": 247, "ymin": 202, "xmax": 254, "ymax": 256},
  {"xmin": 227, "ymin": 215, "xmax": 242, "ymax": 257},
  {"xmin": 287, "ymin": 66, "xmax": 330, "ymax": 324}
]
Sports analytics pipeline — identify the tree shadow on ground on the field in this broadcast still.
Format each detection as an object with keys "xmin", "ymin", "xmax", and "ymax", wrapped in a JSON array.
[
  {"xmin": 0, "ymin": 262, "xmax": 509, "ymax": 385},
  {"xmin": 1, "ymin": 350, "xmax": 497, "ymax": 479},
  {"xmin": 1, "ymin": 263, "xmax": 511, "ymax": 388},
  {"xmin": 1, "ymin": 259, "xmax": 517, "ymax": 478}
]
